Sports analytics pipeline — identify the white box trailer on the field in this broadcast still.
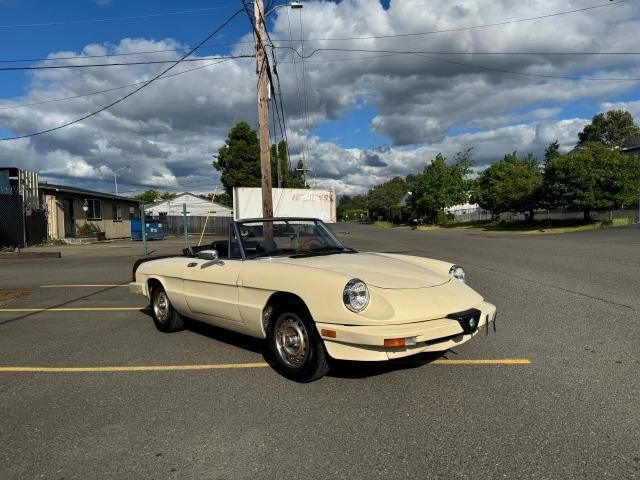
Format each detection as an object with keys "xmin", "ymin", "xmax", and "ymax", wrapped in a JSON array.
[{"xmin": 233, "ymin": 187, "xmax": 337, "ymax": 223}]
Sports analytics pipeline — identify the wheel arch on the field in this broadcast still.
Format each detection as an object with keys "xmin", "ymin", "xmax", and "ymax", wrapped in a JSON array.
[
  {"xmin": 262, "ymin": 291, "xmax": 313, "ymax": 336},
  {"xmin": 146, "ymin": 277, "xmax": 164, "ymax": 296}
]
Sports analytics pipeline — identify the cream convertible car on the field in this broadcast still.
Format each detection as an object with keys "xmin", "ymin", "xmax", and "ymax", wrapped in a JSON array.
[{"xmin": 130, "ymin": 218, "xmax": 496, "ymax": 382}]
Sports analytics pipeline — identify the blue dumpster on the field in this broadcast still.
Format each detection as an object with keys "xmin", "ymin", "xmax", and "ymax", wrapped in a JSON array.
[
  {"xmin": 130, "ymin": 218, "xmax": 165, "ymax": 240},
  {"xmin": 131, "ymin": 217, "xmax": 142, "ymax": 240},
  {"xmin": 147, "ymin": 222, "xmax": 165, "ymax": 240}
]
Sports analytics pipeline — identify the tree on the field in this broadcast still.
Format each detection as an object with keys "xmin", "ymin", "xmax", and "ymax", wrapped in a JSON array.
[
  {"xmin": 578, "ymin": 110, "xmax": 640, "ymax": 148},
  {"xmin": 337, "ymin": 194, "xmax": 368, "ymax": 220},
  {"xmin": 367, "ymin": 177, "xmax": 409, "ymax": 221},
  {"xmin": 474, "ymin": 152, "xmax": 542, "ymax": 217},
  {"xmin": 134, "ymin": 189, "xmax": 161, "ymax": 204},
  {"xmin": 159, "ymin": 192, "xmax": 176, "ymax": 201},
  {"xmin": 203, "ymin": 191, "xmax": 233, "ymax": 207},
  {"xmin": 214, "ymin": 122, "xmax": 262, "ymax": 196},
  {"xmin": 408, "ymin": 152, "xmax": 470, "ymax": 223},
  {"xmin": 544, "ymin": 140, "xmax": 560, "ymax": 164},
  {"xmin": 293, "ymin": 159, "xmax": 306, "ymax": 185},
  {"xmin": 543, "ymin": 142, "xmax": 640, "ymax": 220},
  {"xmin": 275, "ymin": 142, "xmax": 306, "ymax": 189}
]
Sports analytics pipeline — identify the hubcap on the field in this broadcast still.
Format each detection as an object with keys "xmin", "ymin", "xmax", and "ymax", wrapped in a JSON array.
[
  {"xmin": 274, "ymin": 314, "xmax": 308, "ymax": 369},
  {"xmin": 154, "ymin": 291, "xmax": 169, "ymax": 323}
]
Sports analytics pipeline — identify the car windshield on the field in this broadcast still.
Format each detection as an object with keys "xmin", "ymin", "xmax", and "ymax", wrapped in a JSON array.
[{"xmin": 236, "ymin": 219, "xmax": 353, "ymax": 259}]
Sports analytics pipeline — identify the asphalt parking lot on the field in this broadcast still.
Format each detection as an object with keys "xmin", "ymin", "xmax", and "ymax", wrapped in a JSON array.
[{"xmin": 1, "ymin": 224, "xmax": 639, "ymax": 479}]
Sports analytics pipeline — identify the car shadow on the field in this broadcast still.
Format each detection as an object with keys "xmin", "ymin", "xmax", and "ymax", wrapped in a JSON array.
[
  {"xmin": 326, "ymin": 351, "xmax": 449, "ymax": 379},
  {"xmin": 140, "ymin": 309, "xmax": 456, "ymax": 380},
  {"xmin": 138, "ymin": 308, "xmax": 264, "ymax": 355},
  {"xmin": 185, "ymin": 318, "xmax": 264, "ymax": 354}
]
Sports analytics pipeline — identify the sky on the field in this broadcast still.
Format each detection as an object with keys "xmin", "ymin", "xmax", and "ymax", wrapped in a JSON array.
[{"xmin": 0, "ymin": 0, "xmax": 639, "ymax": 197}]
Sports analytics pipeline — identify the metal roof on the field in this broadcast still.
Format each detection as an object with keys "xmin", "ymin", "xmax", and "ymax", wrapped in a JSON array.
[{"xmin": 39, "ymin": 183, "xmax": 140, "ymax": 203}]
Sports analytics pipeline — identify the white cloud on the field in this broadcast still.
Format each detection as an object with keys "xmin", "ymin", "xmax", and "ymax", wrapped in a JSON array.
[
  {"xmin": 0, "ymin": 0, "xmax": 639, "ymax": 196},
  {"xmin": 600, "ymin": 100, "xmax": 640, "ymax": 119}
]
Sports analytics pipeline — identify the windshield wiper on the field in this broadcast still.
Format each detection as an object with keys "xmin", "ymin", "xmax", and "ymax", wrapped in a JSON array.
[{"xmin": 289, "ymin": 246, "xmax": 357, "ymax": 258}]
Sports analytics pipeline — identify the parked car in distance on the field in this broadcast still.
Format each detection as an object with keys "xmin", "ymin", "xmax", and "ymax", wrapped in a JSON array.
[{"xmin": 130, "ymin": 218, "xmax": 496, "ymax": 382}]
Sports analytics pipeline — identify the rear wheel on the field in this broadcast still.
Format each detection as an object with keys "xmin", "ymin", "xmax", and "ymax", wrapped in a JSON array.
[
  {"xmin": 267, "ymin": 307, "xmax": 329, "ymax": 382},
  {"xmin": 151, "ymin": 285, "xmax": 184, "ymax": 333}
]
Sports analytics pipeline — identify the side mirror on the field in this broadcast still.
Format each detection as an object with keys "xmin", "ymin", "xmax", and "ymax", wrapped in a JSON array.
[{"xmin": 196, "ymin": 249, "xmax": 219, "ymax": 262}]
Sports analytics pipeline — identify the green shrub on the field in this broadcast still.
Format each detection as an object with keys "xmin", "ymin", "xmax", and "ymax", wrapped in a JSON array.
[
  {"xmin": 435, "ymin": 210, "xmax": 453, "ymax": 225},
  {"xmin": 76, "ymin": 223, "xmax": 97, "ymax": 237}
]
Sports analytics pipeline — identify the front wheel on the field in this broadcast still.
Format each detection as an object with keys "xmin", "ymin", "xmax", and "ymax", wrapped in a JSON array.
[
  {"xmin": 151, "ymin": 285, "xmax": 184, "ymax": 333},
  {"xmin": 267, "ymin": 308, "xmax": 329, "ymax": 382}
]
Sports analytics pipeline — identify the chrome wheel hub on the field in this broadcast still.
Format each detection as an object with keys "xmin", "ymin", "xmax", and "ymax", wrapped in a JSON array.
[
  {"xmin": 154, "ymin": 292, "xmax": 169, "ymax": 322},
  {"xmin": 274, "ymin": 315, "xmax": 308, "ymax": 368}
]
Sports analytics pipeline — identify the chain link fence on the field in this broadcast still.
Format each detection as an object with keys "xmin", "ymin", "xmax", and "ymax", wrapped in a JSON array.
[{"xmin": 161, "ymin": 215, "xmax": 232, "ymax": 237}]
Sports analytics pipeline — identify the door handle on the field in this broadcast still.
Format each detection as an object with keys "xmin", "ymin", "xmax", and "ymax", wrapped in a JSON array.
[{"xmin": 187, "ymin": 262, "xmax": 198, "ymax": 267}]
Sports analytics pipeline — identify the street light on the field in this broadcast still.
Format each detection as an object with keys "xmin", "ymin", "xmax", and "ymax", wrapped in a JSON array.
[
  {"xmin": 266, "ymin": 2, "xmax": 303, "ymax": 16},
  {"xmin": 112, "ymin": 165, "xmax": 130, "ymax": 195}
]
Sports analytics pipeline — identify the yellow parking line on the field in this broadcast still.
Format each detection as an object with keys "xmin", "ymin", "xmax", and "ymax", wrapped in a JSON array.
[
  {"xmin": 0, "ymin": 359, "xmax": 530, "ymax": 373},
  {"xmin": 40, "ymin": 285, "xmax": 127, "ymax": 288},
  {"xmin": 0, "ymin": 363, "xmax": 270, "ymax": 372},
  {"xmin": 432, "ymin": 359, "xmax": 531, "ymax": 365},
  {"xmin": 0, "ymin": 307, "xmax": 143, "ymax": 312}
]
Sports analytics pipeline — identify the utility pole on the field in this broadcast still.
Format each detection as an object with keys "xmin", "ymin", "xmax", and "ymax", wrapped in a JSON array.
[
  {"xmin": 254, "ymin": 0, "xmax": 273, "ymax": 221},
  {"xmin": 296, "ymin": 166, "xmax": 313, "ymax": 188}
]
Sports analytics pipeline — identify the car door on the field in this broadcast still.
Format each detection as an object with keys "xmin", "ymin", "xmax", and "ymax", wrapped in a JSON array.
[{"xmin": 182, "ymin": 257, "xmax": 244, "ymax": 326}]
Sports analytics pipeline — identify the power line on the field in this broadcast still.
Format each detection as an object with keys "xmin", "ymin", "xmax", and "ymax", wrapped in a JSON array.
[
  {"xmin": 0, "ymin": 57, "xmax": 250, "ymax": 111},
  {"xmin": 1, "ymin": 49, "xmax": 635, "ymax": 72},
  {"xmin": 264, "ymin": 26, "xmax": 293, "ymax": 172},
  {"xmin": 0, "ymin": 3, "xmax": 242, "ymax": 29},
  {"xmin": 0, "ymin": 0, "xmax": 627, "ymax": 64},
  {"xmin": 277, "ymin": 46, "xmax": 640, "ymax": 59},
  {"xmin": 0, "ymin": 9, "xmax": 245, "ymax": 141},
  {"xmin": 278, "ymin": 46, "xmax": 640, "ymax": 82},
  {"xmin": 117, "ymin": 178, "xmax": 222, "ymax": 195},
  {"xmin": 244, "ymin": 0, "xmax": 292, "ymax": 173},
  {"xmin": 298, "ymin": 7, "xmax": 313, "ymax": 179},
  {"xmin": 0, "ymin": 54, "xmax": 255, "ymax": 72},
  {"xmin": 412, "ymin": 52, "xmax": 640, "ymax": 82},
  {"xmin": 285, "ymin": 7, "xmax": 305, "ymax": 171},
  {"xmin": 241, "ymin": 0, "xmax": 291, "ymax": 163},
  {"xmin": 5, "ymin": 48, "xmax": 637, "ymax": 68},
  {"xmin": 0, "ymin": 42, "xmax": 255, "ymax": 64},
  {"xmin": 284, "ymin": 0, "xmax": 630, "ymax": 42}
]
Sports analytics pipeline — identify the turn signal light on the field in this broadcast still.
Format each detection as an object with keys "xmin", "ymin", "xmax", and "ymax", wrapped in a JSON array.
[
  {"xmin": 320, "ymin": 329, "xmax": 336, "ymax": 338},
  {"xmin": 384, "ymin": 338, "xmax": 406, "ymax": 348}
]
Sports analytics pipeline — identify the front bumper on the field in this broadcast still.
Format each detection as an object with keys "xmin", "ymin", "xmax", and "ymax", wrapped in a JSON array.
[
  {"xmin": 128, "ymin": 282, "xmax": 147, "ymax": 297},
  {"xmin": 317, "ymin": 301, "xmax": 496, "ymax": 361}
]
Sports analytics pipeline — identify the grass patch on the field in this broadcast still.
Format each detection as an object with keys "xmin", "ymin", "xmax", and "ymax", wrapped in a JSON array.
[
  {"xmin": 373, "ymin": 220, "xmax": 410, "ymax": 229},
  {"xmin": 442, "ymin": 217, "xmax": 632, "ymax": 233},
  {"xmin": 373, "ymin": 217, "xmax": 634, "ymax": 234},
  {"xmin": 0, "ymin": 288, "xmax": 30, "ymax": 306},
  {"xmin": 36, "ymin": 239, "xmax": 68, "ymax": 247}
]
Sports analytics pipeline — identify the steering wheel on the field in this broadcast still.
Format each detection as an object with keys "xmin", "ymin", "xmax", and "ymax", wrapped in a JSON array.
[{"xmin": 296, "ymin": 236, "xmax": 323, "ymax": 252}]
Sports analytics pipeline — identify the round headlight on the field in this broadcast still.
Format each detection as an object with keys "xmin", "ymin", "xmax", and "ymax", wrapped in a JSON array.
[
  {"xmin": 449, "ymin": 265, "xmax": 466, "ymax": 283},
  {"xmin": 343, "ymin": 278, "xmax": 369, "ymax": 312}
]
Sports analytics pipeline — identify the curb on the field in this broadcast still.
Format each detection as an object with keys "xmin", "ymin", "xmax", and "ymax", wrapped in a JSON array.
[{"xmin": 0, "ymin": 251, "xmax": 61, "ymax": 259}]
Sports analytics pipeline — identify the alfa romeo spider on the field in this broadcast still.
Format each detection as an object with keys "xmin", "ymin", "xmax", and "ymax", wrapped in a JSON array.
[{"xmin": 129, "ymin": 218, "xmax": 496, "ymax": 382}]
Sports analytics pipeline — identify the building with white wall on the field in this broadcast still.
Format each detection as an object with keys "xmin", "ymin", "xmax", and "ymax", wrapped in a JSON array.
[{"xmin": 144, "ymin": 193, "xmax": 232, "ymax": 218}]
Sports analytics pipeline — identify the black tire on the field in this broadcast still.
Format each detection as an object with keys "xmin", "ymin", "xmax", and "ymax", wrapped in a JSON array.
[
  {"xmin": 267, "ymin": 306, "xmax": 330, "ymax": 382},
  {"xmin": 150, "ymin": 285, "xmax": 184, "ymax": 333}
]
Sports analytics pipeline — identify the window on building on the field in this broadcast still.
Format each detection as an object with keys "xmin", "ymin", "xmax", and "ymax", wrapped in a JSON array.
[
  {"xmin": 87, "ymin": 199, "xmax": 101, "ymax": 220},
  {"xmin": 112, "ymin": 204, "xmax": 122, "ymax": 222}
]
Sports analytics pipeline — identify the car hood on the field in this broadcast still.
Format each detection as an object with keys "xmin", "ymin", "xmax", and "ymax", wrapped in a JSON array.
[{"xmin": 273, "ymin": 252, "xmax": 450, "ymax": 289}]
